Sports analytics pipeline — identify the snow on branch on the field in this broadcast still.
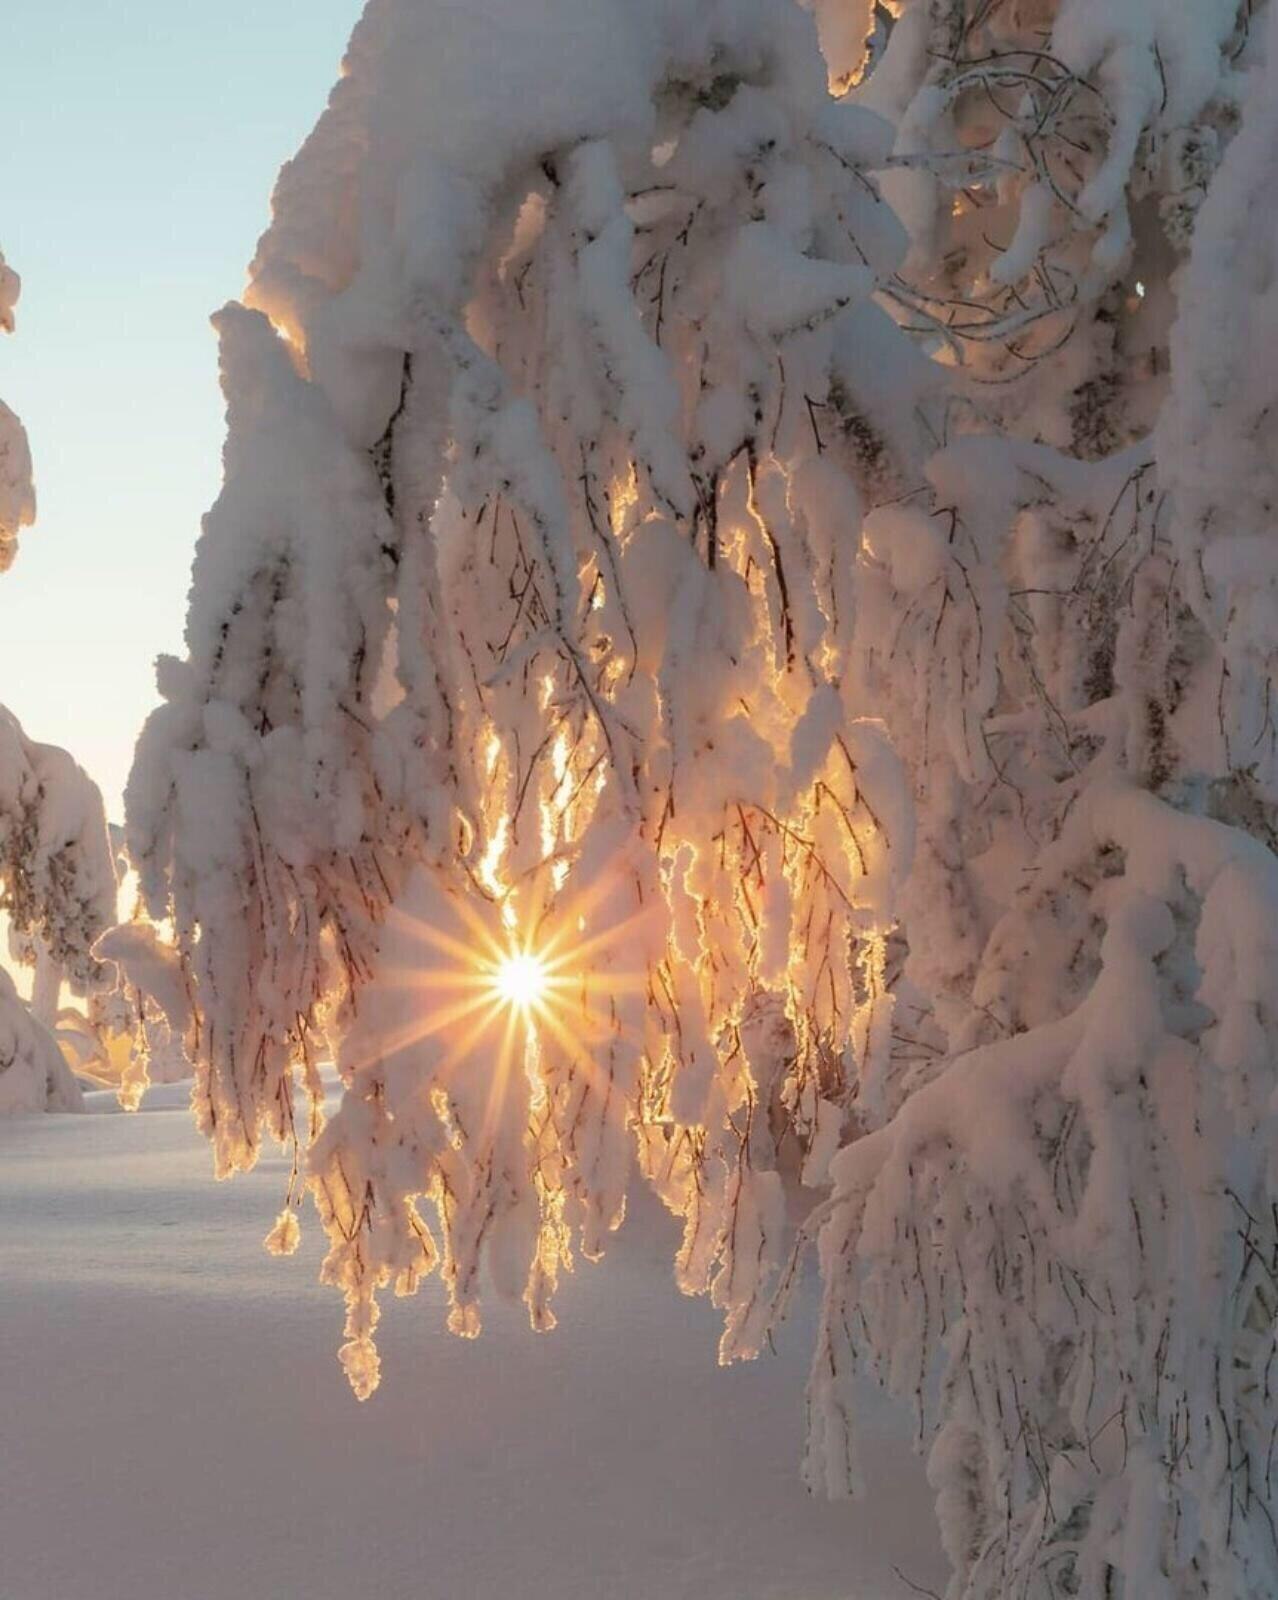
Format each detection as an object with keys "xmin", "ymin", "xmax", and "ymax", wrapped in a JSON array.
[
  {"xmin": 807, "ymin": 778, "xmax": 1278, "ymax": 1596},
  {"xmin": 127, "ymin": 0, "xmax": 917, "ymax": 1390},
  {"xmin": 1158, "ymin": 10, "xmax": 1278, "ymax": 801},
  {"xmin": 860, "ymin": 0, "xmax": 1250, "ymax": 451}
]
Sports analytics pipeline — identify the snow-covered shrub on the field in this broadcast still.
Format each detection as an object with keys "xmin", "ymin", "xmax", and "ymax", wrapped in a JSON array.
[
  {"xmin": 125, "ymin": 2, "xmax": 1278, "ymax": 1596},
  {"xmin": 0, "ymin": 967, "xmax": 84, "ymax": 1114},
  {"xmin": 0, "ymin": 712, "xmax": 117, "ymax": 1002}
]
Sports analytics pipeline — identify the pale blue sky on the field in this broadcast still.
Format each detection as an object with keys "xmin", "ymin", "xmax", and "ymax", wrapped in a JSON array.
[{"xmin": 2, "ymin": 0, "xmax": 360, "ymax": 817}]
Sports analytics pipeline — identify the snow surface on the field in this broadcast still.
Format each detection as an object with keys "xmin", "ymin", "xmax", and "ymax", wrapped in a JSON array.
[{"xmin": 0, "ymin": 1082, "xmax": 943, "ymax": 1600}]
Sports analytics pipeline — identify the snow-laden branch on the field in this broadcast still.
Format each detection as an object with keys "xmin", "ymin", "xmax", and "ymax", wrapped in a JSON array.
[
  {"xmin": 1158, "ymin": 11, "xmax": 1278, "ymax": 801},
  {"xmin": 855, "ymin": 0, "xmax": 1253, "ymax": 455},
  {"xmin": 808, "ymin": 777, "xmax": 1278, "ymax": 1598},
  {"xmin": 127, "ymin": 0, "xmax": 920, "ymax": 1389}
]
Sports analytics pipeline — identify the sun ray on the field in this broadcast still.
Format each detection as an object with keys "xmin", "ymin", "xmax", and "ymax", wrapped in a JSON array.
[
  {"xmin": 371, "ymin": 965, "xmax": 500, "ymax": 993},
  {"xmin": 427, "ymin": 1000, "xmax": 514, "ymax": 1103},
  {"xmin": 336, "ymin": 988, "xmax": 504, "ymax": 1080},
  {"xmin": 531, "ymin": 868, "xmax": 652, "ymax": 959},
  {"xmin": 533, "ymin": 1002, "xmax": 615, "ymax": 1088},
  {"xmin": 478, "ymin": 994, "xmax": 525, "ymax": 1154},
  {"xmin": 382, "ymin": 897, "xmax": 508, "ymax": 971}
]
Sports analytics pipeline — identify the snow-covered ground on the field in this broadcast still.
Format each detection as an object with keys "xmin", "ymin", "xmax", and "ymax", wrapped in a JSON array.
[{"xmin": 0, "ymin": 1084, "xmax": 943, "ymax": 1600}]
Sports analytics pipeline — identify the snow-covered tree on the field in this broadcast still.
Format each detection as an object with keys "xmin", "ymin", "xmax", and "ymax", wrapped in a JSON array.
[
  {"xmin": 0, "ymin": 250, "xmax": 35, "ymax": 573},
  {"xmin": 0, "ymin": 250, "xmax": 117, "ymax": 1113},
  {"xmin": 124, "ymin": 2, "xmax": 1278, "ymax": 1595},
  {"xmin": 798, "ymin": 5, "xmax": 1278, "ymax": 1599}
]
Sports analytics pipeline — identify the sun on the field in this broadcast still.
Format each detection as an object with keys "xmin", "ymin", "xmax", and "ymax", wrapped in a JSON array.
[{"xmin": 491, "ymin": 949, "xmax": 550, "ymax": 1013}]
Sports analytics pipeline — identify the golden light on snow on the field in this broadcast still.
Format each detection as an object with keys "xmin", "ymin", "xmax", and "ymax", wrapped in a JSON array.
[{"xmin": 490, "ymin": 948, "xmax": 550, "ymax": 1014}]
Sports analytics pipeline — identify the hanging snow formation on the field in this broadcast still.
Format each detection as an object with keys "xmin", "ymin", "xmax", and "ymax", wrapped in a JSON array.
[{"xmin": 125, "ymin": 1, "xmax": 1278, "ymax": 1596}]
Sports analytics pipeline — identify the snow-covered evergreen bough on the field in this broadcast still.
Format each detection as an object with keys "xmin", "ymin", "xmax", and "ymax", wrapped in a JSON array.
[
  {"xmin": 124, "ymin": 2, "xmax": 1278, "ymax": 1594},
  {"xmin": 0, "ymin": 250, "xmax": 116, "ymax": 1113}
]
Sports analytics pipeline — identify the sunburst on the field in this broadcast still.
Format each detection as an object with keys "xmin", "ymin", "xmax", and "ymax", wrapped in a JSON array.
[{"xmin": 488, "ymin": 949, "xmax": 550, "ymax": 1014}]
